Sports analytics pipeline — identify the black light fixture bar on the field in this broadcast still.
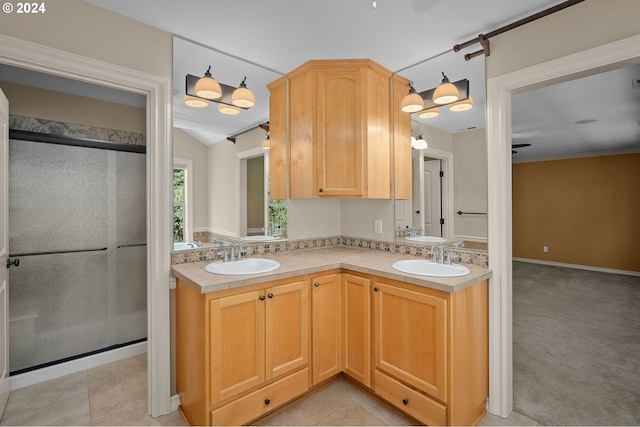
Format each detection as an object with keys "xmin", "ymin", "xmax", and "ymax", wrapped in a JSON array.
[
  {"xmin": 185, "ymin": 74, "xmax": 250, "ymax": 109},
  {"xmin": 417, "ymin": 79, "xmax": 469, "ymax": 111}
]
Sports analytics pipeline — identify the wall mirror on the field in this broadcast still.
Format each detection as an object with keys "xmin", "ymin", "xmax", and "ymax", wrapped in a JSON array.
[
  {"xmin": 394, "ymin": 49, "xmax": 488, "ymax": 248},
  {"xmin": 171, "ymin": 37, "xmax": 286, "ymax": 250}
]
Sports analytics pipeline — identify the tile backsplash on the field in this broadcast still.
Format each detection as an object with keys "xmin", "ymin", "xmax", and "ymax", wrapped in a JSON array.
[{"xmin": 171, "ymin": 235, "xmax": 489, "ymax": 267}]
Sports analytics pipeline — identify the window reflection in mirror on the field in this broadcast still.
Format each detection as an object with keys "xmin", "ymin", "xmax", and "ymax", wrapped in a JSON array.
[{"xmin": 394, "ymin": 50, "xmax": 487, "ymax": 248}]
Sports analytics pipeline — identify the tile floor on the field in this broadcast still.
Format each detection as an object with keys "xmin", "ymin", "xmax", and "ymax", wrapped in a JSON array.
[{"xmin": 0, "ymin": 354, "xmax": 538, "ymax": 426}]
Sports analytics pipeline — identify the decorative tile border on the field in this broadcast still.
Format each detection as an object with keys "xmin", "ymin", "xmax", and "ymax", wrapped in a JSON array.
[
  {"xmin": 9, "ymin": 114, "xmax": 145, "ymax": 146},
  {"xmin": 171, "ymin": 235, "xmax": 489, "ymax": 268}
]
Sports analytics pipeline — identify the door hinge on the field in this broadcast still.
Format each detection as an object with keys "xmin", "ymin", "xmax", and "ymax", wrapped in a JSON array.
[
  {"xmin": 439, "ymin": 218, "xmax": 445, "ymax": 225},
  {"xmin": 439, "ymin": 170, "xmax": 444, "ymax": 178}
]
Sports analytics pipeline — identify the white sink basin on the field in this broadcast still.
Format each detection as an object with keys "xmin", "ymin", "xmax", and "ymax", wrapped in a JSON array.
[
  {"xmin": 392, "ymin": 260, "xmax": 470, "ymax": 277},
  {"xmin": 204, "ymin": 258, "xmax": 280, "ymax": 276},
  {"xmin": 405, "ymin": 236, "xmax": 447, "ymax": 243},
  {"xmin": 240, "ymin": 236, "xmax": 279, "ymax": 242}
]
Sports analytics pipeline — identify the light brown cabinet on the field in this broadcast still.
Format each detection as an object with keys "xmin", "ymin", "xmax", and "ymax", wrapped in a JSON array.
[
  {"xmin": 342, "ymin": 273, "xmax": 371, "ymax": 387},
  {"xmin": 372, "ymin": 277, "xmax": 489, "ymax": 426},
  {"xmin": 311, "ymin": 272, "xmax": 342, "ymax": 385},
  {"xmin": 268, "ymin": 59, "xmax": 411, "ymax": 199},
  {"xmin": 176, "ymin": 277, "xmax": 310, "ymax": 426},
  {"xmin": 177, "ymin": 268, "xmax": 487, "ymax": 426}
]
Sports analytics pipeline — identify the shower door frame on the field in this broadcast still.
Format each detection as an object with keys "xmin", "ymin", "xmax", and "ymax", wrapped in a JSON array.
[{"xmin": 0, "ymin": 34, "xmax": 173, "ymax": 417}]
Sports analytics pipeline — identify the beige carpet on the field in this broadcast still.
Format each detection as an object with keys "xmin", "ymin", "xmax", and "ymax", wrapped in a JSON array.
[{"xmin": 513, "ymin": 261, "xmax": 640, "ymax": 426}]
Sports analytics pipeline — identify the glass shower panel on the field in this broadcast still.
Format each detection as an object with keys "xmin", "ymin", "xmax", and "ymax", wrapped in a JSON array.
[
  {"xmin": 8, "ymin": 140, "xmax": 110, "ymax": 255},
  {"xmin": 9, "ymin": 251, "xmax": 110, "ymax": 373},
  {"xmin": 116, "ymin": 246, "xmax": 146, "ymax": 343}
]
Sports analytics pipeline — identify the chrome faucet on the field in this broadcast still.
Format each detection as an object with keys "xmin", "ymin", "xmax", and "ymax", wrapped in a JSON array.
[
  {"xmin": 432, "ymin": 245, "xmax": 444, "ymax": 264},
  {"xmin": 229, "ymin": 244, "xmax": 245, "ymax": 261}
]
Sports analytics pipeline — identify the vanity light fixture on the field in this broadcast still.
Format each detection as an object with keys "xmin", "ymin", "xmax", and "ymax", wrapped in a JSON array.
[
  {"xmin": 411, "ymin": 134, "xmax": 428, "ymax": 149},
  {"xmin": 184, "ymin": 66, "xmax": 256, "ymax": 114},
  {"xmin": 401, "ymin": 75, "xmax": 470, "ymax": 118},
  {"xmin": 418, "ymin": 107, "xmax": 440, "ymax": 119},
  {"xmin": 232, "ymin": 77, "xmax": 256, "ymax": 108},
  {"xmin": 448, "ymin": 95, "xmax": 474, "ymax": 112},
  {"xmin": 400, "ymin": 83, "xmax": 425, "ymax": 113},
  {"xmin": 218, "ymin": 103, "xmax": 241, "ymax": 115},
  {"xmin": 433, "ymin": 72, "xmax": 459, "ymax": 104},
  {"xmin": 194, "ymin": 66, "xmax": 222, "ymax": 99},
  {"xmin": 183, "ymin": 95, "xmax": 208, "ymax": 108}
]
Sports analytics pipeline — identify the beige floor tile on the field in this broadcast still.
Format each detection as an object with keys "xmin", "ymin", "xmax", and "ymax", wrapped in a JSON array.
[
  {"xmin": 312, "ymin": 399, "xmax": 388, "ymax": 426},
  {"xmin": 0, "ymin": 371, "xmax": 91, "ymax": 426},
  {"xmin": 480, "ymin": 411, "xmax": 539, "ymax": 426},
  {"xmin": 350, "ymin": 392, "xmax": 413, "ymax": 426}
]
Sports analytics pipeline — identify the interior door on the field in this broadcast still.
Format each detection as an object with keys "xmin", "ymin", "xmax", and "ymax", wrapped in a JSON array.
[
  {"xmin": 423, "ymin": 159, "xmax": 442, "ymax": 237},
  {"xmin": 0, "ymin": 89, "xmax": 10, "ymax": 416},
  {"xmin": 411, "ymin": 151, "xmax": 424, "ymax": 231}
]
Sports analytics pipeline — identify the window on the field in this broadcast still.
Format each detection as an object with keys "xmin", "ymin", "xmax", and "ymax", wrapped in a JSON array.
[{"xmin": 173, "ymin": 158, "xmax": 193, "ymax": 243}]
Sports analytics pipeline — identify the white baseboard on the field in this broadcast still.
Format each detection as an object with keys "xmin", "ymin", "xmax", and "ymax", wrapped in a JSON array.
[
  {"xmin": 10, "ymin": 341, "xmax": 147, "ymax": 391},
  {"xmin": 171, "ymin": 394, "xmax": 181, "ymax": 412},
  {"xmin": 513, "ymin": 257, "xmax": 640, "ymax": 277}
]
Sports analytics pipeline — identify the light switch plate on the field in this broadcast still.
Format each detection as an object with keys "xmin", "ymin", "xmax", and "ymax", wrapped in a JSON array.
[{"xmin": 374, "ymin": 219, "xmax": 382, "ymax": 234}]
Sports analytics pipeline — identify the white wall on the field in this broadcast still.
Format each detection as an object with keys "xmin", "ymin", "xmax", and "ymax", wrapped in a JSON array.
[
  {"xmin": 287, "ymin": 199, "xmax": 341, "ymax": 240},
  {"xmin": 453, "ymin": 128, "xmax": 487, "ymax": 241},
  {"xmin": 173, "ymin": 129, "xmax": 209, "ymax": 230}
]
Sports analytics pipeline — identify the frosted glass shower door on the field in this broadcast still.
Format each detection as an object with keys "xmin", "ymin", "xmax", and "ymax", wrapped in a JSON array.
[{"xmin": 8, "ymin": 137, "xmax": 147, "ymax": 374}]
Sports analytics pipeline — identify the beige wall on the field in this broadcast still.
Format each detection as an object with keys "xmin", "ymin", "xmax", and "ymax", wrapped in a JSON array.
[
  {"xmin": 486, "ymin": 0, "xmax": 640, "ymax": 79},
  {"xmin": 513, "ymin": 154, "xmax": 640, "ymax": 272},
  {"xmin": 1, "ymin": 81, "xmax": 145, "ymax": 134},
  {"xmin": 173, "ymin": 129, "xmax": 210, "ymax": 230},
  {"xmin": 207, "ymin": 127, "xmax": 264, "ymax": 236},
  {"xmin": 453, "ymin": 128, "xmax": 487, "ymax": 240},
  {"xmin": 0, "ymin": 0, "xmax": 171, "ymax": 78}
]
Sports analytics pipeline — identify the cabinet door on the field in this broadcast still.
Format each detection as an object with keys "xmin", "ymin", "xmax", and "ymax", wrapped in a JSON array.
[
  {"xmin": 311, "ymin": 273, "xmax": 342, "ymax": 385},
  {"xmin": 342, "ymin": 273, "xmax": 371, "ymax": 387},
  {"xmin": 373, "ymin": 282, "xmax": 448, "ymax": 402},
  {"xmin": 316, "ymin": 69, "xmax": 364, "ymax": 197},
  {"xmin": 265, "ymin": 280, "xmax": 310, "ymax": 381},
  {"xmin": 209, "ymin": 290, "xmax": 266, "ymax": 404}
]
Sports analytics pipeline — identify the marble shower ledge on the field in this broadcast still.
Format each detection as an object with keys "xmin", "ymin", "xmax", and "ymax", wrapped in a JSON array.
[{"xmin": 9, "ymin": 115, "xmax": 145, "ymax": 146}]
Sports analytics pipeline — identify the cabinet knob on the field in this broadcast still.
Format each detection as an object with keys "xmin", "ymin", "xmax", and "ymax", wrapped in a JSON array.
[
  {"xmin": 264, "ymin": 398, "xmax": 271, "ymax": 406},
  {"xmin": 268, "ymin": 293, "xmax": 274, "ymax": 299},
  {"xmin": 314, "ymin": 282, "xmax": 320, "ymax": 287},
  {"xmin": 402, "ymin": 398, "xmax": 409, "ymax": 406},
  {"xmin": 259, "ymin": 295, "xmax": 266, "ymax": 301},
  {"xmin": 373, "ymin": 287, "xmax": 379, "ymax": 292},
  {"xmin": 318, "ymin": 188, "xmax": 324, "ymax": 193}
]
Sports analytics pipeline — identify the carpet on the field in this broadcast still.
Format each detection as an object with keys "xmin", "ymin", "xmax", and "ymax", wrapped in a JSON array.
[{"xmin": 513, "ymin": 261, "xmax": 640, "ymax": 426}]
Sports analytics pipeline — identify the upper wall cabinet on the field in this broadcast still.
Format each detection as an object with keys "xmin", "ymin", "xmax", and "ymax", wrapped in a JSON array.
[{"xmin": 268, "ymin": 59, "xmax": 411, "ymax": 199}]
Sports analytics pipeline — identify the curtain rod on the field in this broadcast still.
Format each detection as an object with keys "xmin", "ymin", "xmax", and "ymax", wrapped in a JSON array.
[{"xmin": 453, "ymin": 0, "xmax": 585, "ymax": 60}]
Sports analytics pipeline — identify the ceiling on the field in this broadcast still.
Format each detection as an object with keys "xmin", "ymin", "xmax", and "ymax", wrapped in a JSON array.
[{"xmin": 1, "ymin": 0, "xmax": 638, "ymax": 162}]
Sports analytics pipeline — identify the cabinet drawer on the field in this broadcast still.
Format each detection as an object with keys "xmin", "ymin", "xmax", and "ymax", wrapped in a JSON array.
[
  {"xmin": 374, "ymin": 370, "xmax": 447, "ymax": 426},
  {"xmin": 211, "ymin": 368, "xmax": 309, "ymax": 426}
]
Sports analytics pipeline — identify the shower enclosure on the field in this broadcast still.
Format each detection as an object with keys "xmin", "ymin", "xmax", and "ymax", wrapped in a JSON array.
[{"xmin": 8, "ymin": 131, "xmax": 147, "ymax": 375}]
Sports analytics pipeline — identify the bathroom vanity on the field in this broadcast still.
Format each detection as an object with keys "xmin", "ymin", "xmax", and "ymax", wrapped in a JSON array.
[{"xmin": 172, "ymin": 247, "xmax": 491, "ymax": 426}]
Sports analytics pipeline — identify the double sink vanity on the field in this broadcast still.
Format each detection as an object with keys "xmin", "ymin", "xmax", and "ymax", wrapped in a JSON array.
[{"xmin": 172, "ymin": 245, "xmax": 491, "ymax": 426}]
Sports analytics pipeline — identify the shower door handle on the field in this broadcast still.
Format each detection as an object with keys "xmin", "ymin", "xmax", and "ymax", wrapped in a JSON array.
[{"xmin": 6, "ymin": 258, "xmax": 19, "ymax": 269}]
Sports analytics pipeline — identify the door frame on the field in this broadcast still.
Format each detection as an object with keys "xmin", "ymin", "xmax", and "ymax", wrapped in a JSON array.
[
  {"xmin": 236, "ymin": 146, "xmax": 267, "ymax": 238},
  {"xmin": 0, "ymin": 34, "xmax": 173, "ymax": 417},
  {"xmin": 486, "ymin": 34, "xmax": 640, "ymax": 418}
]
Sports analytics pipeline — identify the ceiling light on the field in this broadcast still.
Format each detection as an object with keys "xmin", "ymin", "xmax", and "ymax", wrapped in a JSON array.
[
  {"xmin": 218, "ymin": 103, "xmax": 241, "ymax": 115},
  {"xmin": 401, "ymin": 83, "xmax": 425, "ymax": 113},
  {"xmin": 448, "ymin": 96, "xmax": 474, "ymax": 112},
  {"xmin": 194, "ymin": 66, "xmax": 222, "ymax": 99},
  {"xmin": 418, "ymin": 107, "xmax": 440, "ymax": 119},
  {"xmin": 433, "ymin": 72, "xmax": 459, "ymax": 105},
  {"xmin": 411, "ymin": 134, "xmax": 428, "ymax": 150},
  {"xmin": 232, "ymin": 77, "xmax": 256, "ymax": 108},
  {"xmin": 183, "ymin": 95, "xmax": 209, "ymax": 108}
]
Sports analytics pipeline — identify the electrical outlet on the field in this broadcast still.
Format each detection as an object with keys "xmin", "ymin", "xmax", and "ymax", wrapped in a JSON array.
[
  {"xmin": 374, "ymin": 219, "xmax": 382, "ymax": 234},
  {"xmin": 543, "ymin": 246, "xmax": 549, "ymax": 253}
]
